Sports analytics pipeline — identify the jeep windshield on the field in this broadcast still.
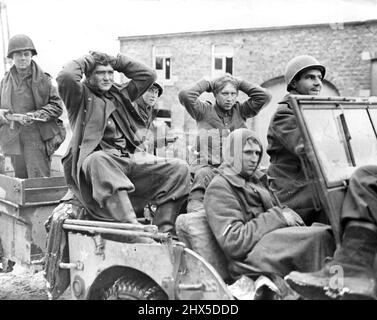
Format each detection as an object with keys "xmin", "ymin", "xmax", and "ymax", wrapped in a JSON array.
[{"xmin": 291, "ymin": 96, "xmax": 377, "ymax": 187}]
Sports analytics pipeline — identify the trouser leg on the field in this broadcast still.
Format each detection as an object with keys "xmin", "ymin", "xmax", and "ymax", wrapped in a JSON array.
[
  {"xmin": 103, "ymin": 190, "xmax": 139, "ymax": 224},
  {"xmin": 286, "ymin": 166, "xmax": 377, "ymax": 299},
  {"xmin": 10, "ymin": 154, "xmax": 28, "ymax": 179},
  {"xmin": 341, "ymin": 165, "xmax": 377, "ymax": 226},
  {"xmin": 20, "ymin": 126, "xmax": 50, "ymax": 178},
  {"xmin": 81, "ymin": 151, "xmax": 136, "ymax": 222},
  {"xmin": 128, "ymin": 152, "xmax": 190, "ymax": 233},
  {"xmin": 235, "ymin": 225, "xmax": 335, "ymax": 279},
  {"xmin": 187, "ymin": 165, "xmax": 216, "ymax": 212},
  {"xmin": 81, "ymin": 150, "xmax": 190, "ymax": 231}
]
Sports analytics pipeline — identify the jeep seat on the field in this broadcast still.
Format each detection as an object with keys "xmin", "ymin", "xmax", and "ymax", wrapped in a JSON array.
[{"xmin": 175, "ymin": 210, "xmax": 231, "ymax": 282}]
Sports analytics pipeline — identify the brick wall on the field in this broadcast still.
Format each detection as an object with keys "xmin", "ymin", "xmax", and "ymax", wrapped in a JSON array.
[{"xmin": 119, "ymin": 20, "xmax": 377, "ymax": 132}]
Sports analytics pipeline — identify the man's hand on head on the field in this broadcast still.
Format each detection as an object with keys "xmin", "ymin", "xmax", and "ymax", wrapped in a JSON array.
[
  {"xmin": 232, "ymin": 76, "xmax": 243, "ymax": 88},
  {"xmin": 89, "ymin": 51, "xmax": 117, "ymax": 68},
  {"xmin": 209, "ymin": 73, "xmax": 241, "ymax": 92}
]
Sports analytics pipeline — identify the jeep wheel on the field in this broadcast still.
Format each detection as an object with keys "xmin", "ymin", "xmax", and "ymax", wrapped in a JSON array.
[{"xmin": 101, "ymin": 275, "xmax": 168, "ymax": 300}]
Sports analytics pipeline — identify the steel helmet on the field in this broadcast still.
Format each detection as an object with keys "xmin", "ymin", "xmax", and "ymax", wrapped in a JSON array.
[
  {"xmin": 7, "ymin": 34, "xmax": 37, "ymax": 58},
  {"xmin": 152, "ymin": 81, "xmax": 164, "ymax": 97},
  {"xmin": 285, "ymin": 55, "xmax": 326, "ymax": 91}
]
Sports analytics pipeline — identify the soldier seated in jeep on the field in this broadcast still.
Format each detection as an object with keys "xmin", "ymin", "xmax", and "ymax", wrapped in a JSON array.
[
  {"xmin": 56, "ymin": 51, "xmax": 190, "ymax": 236},
  {"xmin": 202, "ymin": 128, "xmax": 335, "ymax": 294},
  {"xmin": 267, "ymin": 55, "xmax": 327, "ymax": 226}
]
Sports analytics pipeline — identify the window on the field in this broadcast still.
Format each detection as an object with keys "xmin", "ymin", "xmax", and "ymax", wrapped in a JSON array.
[
  {"xmin": 212, "ymin": 44, "xmax": 233, "ymax": 77},
  {"xmin": 153, "ymin": 46, "xmax": 172, "ymax": 81}
]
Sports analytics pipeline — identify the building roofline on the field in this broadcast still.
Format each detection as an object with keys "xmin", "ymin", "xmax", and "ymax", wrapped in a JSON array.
[{"xmin": 118, "ymin": 19, "xmax": 377, "ymax": 41}]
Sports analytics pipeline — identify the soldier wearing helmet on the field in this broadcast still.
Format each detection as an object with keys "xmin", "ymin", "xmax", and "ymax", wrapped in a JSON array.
[
  {"xmin": 0, "ymin": 34, "xmax": 65, "ymax": 178},
  {"xmin": 134, "ymin": 81, "xmax": 164, "ymax": 130},
  {"xmin": 266, "ymin": 55, "xmax": 326, "ymax": 226},
  {"xmin": 132, "ymin": 80, "xmax": 177, "ymax": 155}
]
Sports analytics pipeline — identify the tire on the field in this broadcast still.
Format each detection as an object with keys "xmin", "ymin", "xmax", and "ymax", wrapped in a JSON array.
[{"xmin": 101, "ymin": 275, "xmax": 168, "ymax": 300}]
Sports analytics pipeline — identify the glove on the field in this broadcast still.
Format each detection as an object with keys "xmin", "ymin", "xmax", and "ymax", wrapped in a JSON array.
[{"xmin": 280, "ymin": 207, "xmax": 305, "ymax": 227}]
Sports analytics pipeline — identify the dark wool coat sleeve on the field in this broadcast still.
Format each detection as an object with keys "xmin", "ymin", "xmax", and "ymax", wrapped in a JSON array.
[
  {"xmin": 178, "ymin": 79, "xmax": 212, "ymax": 121},
  {"xmin": 237, "ymin": 80, "xmax": 271, "ymax": 118},
  {"xmin": 0, "ymin": 78, "xmax": 6, "ymax": 126},
  {"xmin": 268, "ymin": 104, "xmax": 302, "ymax": 155},
  {"xmin": 114, "ymin": 54, "xmax": 156, "ymax": 102},
  {"xmin": 32, "ymin": 74, "xmax": 64, "ymax": 121},
  {"xmin": 56, "ymin": 56, "xmax": 88, "ymax": 126},
  {"xmin": 204, "ymin": 175, "xmax": 288, "ymax": 260}
]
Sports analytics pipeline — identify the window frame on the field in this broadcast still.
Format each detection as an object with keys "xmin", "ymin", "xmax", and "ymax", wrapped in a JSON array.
[
  {"xmin": 152, "ymin": 46, "xmax": 173, "ymax": 85},
  {"xmin": 211, "ymin": 44, "xmax": 234, "ymax": 77}
]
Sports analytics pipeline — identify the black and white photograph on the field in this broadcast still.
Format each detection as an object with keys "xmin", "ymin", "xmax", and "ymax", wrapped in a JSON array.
[{"xmin": 0, "ymin": 0, "xmax": 376, "ymax": 308}]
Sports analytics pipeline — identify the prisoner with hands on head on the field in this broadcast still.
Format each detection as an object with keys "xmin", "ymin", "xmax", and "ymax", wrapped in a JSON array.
[
  {"xmin": 56, "ymin": 50, "xmax": 190, "ymax": 239},
  {"xmin": 178, "ymin": 73, "xmax": 271, "ymax": 213}
]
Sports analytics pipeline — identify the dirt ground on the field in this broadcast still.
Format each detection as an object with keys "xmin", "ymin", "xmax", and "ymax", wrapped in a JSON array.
[{"xmin": 0, "ymin": 265, "xmax": 71, "ymax": 300}]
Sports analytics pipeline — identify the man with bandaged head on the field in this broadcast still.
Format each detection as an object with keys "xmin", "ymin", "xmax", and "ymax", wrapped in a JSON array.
[{"xmin": 204, "ymin": 128, "xmax": 335, "ymax": 289}]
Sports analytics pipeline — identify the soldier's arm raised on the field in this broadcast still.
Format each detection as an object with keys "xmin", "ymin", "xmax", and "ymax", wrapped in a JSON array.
[
  {"xmin": 178, "ymin": 79, "xmax": 212, "ymax": 121},
  {"xmin": 114, "ymin": 54, "xmax": 156, "ymax": 102}
]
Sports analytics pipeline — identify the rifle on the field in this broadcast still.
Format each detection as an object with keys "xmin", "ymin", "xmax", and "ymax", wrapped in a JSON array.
[
  {"xmin": 165, "ymin": 135, "xmax": 179, "ymax": 144},
  {"xmin": 5, "ymin": 113, "xmax": 47, "ymax": 129}
]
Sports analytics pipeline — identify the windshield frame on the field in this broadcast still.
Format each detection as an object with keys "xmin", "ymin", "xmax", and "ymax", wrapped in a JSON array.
[{"xmin": 289, "ymin": 95, "xmax": 377, "ymax": 188}]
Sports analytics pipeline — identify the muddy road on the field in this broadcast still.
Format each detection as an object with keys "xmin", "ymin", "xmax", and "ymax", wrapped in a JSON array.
[{"xmin": 0, "ymin": 265, "xmax": 71, "ymax": 300}]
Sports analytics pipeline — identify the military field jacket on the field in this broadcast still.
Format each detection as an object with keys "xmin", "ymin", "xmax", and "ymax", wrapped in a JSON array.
[{"xmin": 179, "ymin": 79, "xmax": 271, "ymax": 165}]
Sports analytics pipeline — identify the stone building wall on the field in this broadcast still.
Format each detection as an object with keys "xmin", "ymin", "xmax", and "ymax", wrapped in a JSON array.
[{"xmin": 119, "ymin": 20, "xmax": 377, "ymax": 134}]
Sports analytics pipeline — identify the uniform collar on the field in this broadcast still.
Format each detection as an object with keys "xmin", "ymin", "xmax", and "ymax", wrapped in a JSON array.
[
  {"xmin": 11, "ymin": 65, "xmax": 32, "ymax": 82},
  {"xmin": 214, "ymin": 103, "xmax": 233, "ymax": 117},
  {"xmin": 136, "ymin": 96, "xmax": 152, "ymax": 111},
  {"xmin": 217, "ymin": 163, "xmax": 266, "ymax": 188},
  {"xmin": 279, "ymin": 91, "xmax": 299, "ymax": 105}
]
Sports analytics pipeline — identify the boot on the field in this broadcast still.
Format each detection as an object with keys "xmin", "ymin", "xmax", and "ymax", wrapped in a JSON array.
[
  {"xmin": 253, "ymin": 275, "xmax": 301, "ymax": 300},
  {"xmin": 286, "ymin": 225, "xmax": 377, "ymax": 300},
  {"xmin": 104, "ymin": 190, "xmax": 140, "ymax": 224},
  {"xmin": 153, "ymin": 198, "xmax": 185, "ymax": 236},
  {"xmin": 104, "ymin": 191, "xmax": 155, "ymax": 244}
]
